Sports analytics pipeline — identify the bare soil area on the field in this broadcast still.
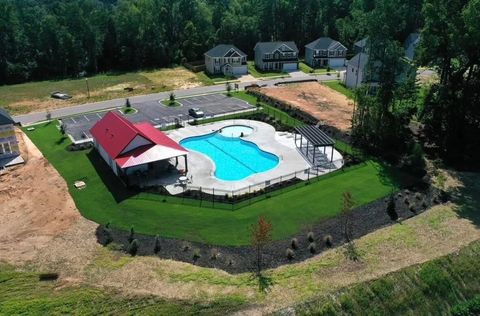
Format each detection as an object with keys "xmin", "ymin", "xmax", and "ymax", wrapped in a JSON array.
[
  {"xmin": 0, "ymin": 129, "xmax": 84, "ymax": 264},
  {"xmin": 260, "ymin": 82, "xmax": 354, "ymax": 132}
]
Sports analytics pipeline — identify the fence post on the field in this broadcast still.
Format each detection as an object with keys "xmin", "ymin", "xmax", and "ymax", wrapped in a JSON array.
[
  {"xmin": 200, "ymin": 187, "xmax": 202, "ymax": 207},
  {"xmin": 249, "ymin": 185, "xmax": 251, "ymax": 205},
  {"xmin": 231, "ymin": 190, "xmax": 234, "ymax": 211},
  {"xmin": 307, "ymin": 168, "xmax": 310, "ymax": 182},
  {"xmin": 212, "ymin": 187, "xmax": 215, "ymax": 208}
]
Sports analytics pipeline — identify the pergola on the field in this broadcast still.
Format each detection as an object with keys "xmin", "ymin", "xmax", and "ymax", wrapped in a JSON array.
[{"xmin": 294, "ymin": 125, "xmax": 335, "ymax": 165}]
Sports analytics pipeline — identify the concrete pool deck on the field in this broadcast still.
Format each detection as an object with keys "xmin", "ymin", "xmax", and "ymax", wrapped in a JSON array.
[{"xmin": 156, "ymin": 119, "xmax": 343, "ymax": 195}]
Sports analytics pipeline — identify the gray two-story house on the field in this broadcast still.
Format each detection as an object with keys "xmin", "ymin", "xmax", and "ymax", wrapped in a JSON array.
[
  {"xmin": 254, "ymin": 41, "xmax": 299, "ymax": 72},
  {"xmin": 204, "ymin": 44, "xmax": 248, "ymax": 76},
  {"xmin": 344, "ymin": 34, "xmax": 419, "ymax": 88},
  {"xmin": 304, "ymin": 37, "xmax": 347, "ymax": 68}
]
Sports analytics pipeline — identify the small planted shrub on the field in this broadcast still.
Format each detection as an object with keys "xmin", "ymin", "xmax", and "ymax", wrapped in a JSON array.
[
  {"xmin": 128, "ymin": 227, "xmax": 135, "ymax": 243},
  {"xmin": 291, "ymin": 238, "xmax": 299, "ymax": 250},
  {"xmin": 182, "ymin": 243, "xmax": 190, "ymax": 252},
  {"xmin": 286, "ymin": 248, "xmax": 294, "ymax": 260},
  {"xmin": 387, "ymin": 194, "xmax": 398, "ymax": 221},
  {"xmin": 324, "ymin": 235, "xmax": 333, "ymax": 248},
  {"xmin": 154, "ymin": 235, "xmax": 161, "ymax": 254},
  {"xmin": 415, "ymin": 192, "xmax": 423, "ymax": 200},
  {"xmin": 210, "ymin": 249, "xmax": 220, "ymax": 260},
  {"xmin": 129, "ymin": 239, "xmax": 139, "ymax": 256},
  {"xmin": 227, "ymin": 258, "xmax": 234, "ymax": 266},
  {"xmin": 308, "ymin": 242, "xmax": 316, "ymax": 254},
  {"xmin": 404, "ymin": 197, "xmax": 410, "ymax": 205},
  {"xmin": 409, "ymin": 205, "xmax": 417, "ymax": 214},
  {"xmin": 193, "ymin": 249, "xmax": 201, "ymax": 262},
  {"xmin": 307, "ymin": 231, "xmax": 315, "ymax": 242}
]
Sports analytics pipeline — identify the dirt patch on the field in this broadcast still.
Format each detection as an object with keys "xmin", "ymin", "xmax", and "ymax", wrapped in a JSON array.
[
  {"xmin": 0, "ymin": 129, "xmax": 82, "ymax": 264},
  {"xmin": 259, "ymin": 82, "xmax": 354, "ymax": 132}
]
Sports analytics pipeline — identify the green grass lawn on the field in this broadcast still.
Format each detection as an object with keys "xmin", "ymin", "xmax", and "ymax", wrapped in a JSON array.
[
  {"xmin": 323, "ymin": 80, "xmax": 355, "ymax": 99},
  {"xmin": 0, "ymin": 265, "xmax": 245, "ymax": 315},
  {"xmin": 247, "ymin": 61, "xmax": 288, "ymax": 78},
  {"xmin": 195, "ymin": 71, "xmax": 237, "ymax": 85},
  {"xmin": 298, "ymin": 62, "xmax": 331, "ymax": 74},
  {"xmin": 25, "ymin": 118, "xmax": 398, "ymax": 245},
  {"xmin": 160, "ymin": 99, "xmax": 182, "ymax": 107}
]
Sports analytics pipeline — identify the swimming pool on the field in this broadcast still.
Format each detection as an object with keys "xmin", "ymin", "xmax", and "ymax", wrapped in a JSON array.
[{"xmin": 180, "ymin": 131, "xmax": 279, "ymax": 181}]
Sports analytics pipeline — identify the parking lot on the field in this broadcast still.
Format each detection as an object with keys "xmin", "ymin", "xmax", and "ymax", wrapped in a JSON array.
[{"xmin": 63, "ymin": 93, "xmax": 255, "ymax": 142}]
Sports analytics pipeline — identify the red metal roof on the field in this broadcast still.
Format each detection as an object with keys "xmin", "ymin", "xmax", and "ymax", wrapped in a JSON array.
[{"xmin": 90, "ymin": 111, "xmax": 187, "ymax": 168}]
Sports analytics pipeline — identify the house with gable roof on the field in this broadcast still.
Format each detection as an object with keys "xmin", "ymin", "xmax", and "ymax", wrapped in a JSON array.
[
  {"xmin": 304, "ymin": 37, "xmax": 347, "ymax": 68},
  {"xmin": 254, "ymin": 41, "xmax": 299, "ymax": 72},
  {"xmin": 204, "ymin": 44, "xmax": 248, "ymax": 76}
]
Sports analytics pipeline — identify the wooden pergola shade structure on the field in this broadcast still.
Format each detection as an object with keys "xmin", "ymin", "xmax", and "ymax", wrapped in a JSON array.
[{"xmin": 294, "ymin": 125, "xmax": 335, "ymax": 164}]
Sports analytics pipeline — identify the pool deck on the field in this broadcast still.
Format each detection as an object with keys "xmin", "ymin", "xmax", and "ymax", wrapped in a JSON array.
[{"xmin": 153, "ymin": 119, "xmax": 343, "ymax": 195}]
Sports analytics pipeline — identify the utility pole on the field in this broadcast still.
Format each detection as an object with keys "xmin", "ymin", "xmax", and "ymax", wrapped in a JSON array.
[{"xmin": 85, "ymin": 78, "xmax": 90, "ymax": 98}]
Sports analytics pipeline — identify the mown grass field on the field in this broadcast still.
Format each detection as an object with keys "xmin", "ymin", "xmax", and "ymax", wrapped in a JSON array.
[
  {"xmin": 323, "ymin": 80, "xmax": 355, "ymax": 99},
  {"xmin": 0, "ymin": 67, "xmax": 204, "ymax": 115},
  {"xmin": 24, "ymin": 91, "xmax": 401, "ymax": 245},
  {"xmin": 0, "ymin": 265, "xmax": 245, "ymax": 315},
  {"xmin": 289, "ymin": 240, "xmax": 480, "ymax": 315}
]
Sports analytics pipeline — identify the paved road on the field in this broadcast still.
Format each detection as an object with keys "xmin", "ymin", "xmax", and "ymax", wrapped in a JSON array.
[{"xmin": 13, "ymin": 73, "xmax": 337, "ymax": 125}]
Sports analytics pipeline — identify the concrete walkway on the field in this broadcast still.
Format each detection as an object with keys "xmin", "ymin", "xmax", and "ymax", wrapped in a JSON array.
[
  {"xmin": 14, "ymin": 73, "xmax": 337, "ymax": 126},
  {"xmin": 159, "ymin": 119, "xmax": 343, "ymax": 195}
]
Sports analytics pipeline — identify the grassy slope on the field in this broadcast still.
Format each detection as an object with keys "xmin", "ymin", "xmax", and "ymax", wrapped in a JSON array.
[
  {"xmin": 290, "ymin": 240, "xmax": 480, "ymax": 316},
  {"xmin": 323, "ymin": 80, "xmax": 355, "ymax": 99},
  {"xmin": 0, "ymin": 265, "xmax": 245, "ymax": 315},
  {"xmin": 25, "ymin": 119, "xmax": 396, "ymax": 246},
  {"xmin": 0, "ymin": 67, "xmax": 203, "ymax": 115}
]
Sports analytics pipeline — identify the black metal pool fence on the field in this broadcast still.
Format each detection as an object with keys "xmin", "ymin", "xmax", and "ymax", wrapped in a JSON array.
[{"xmin": 138, "ymin": 161, "xmax": 366, "ymax": 211}]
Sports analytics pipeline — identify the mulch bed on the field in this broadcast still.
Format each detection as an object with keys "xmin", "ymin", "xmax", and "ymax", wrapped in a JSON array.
[{"xmin": 96, "ymin": 186, "xmax": 447, "ymax": 274}]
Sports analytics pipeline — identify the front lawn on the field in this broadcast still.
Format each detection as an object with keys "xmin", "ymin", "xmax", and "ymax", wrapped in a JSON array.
[
  {"xmin": 323, "ymin": 80, "xmax": 355, "ymax": 99},
  {"xmin": 299, "ymin": 62, "xmax": 331, "ymax": 74},
  {"xmin": 247, "ymin": 61, "xmax": 288, "ymax": 78},
  {"xmin": 25, "ymin": 118, "xmax": 398, "ymax": 246},
  {"xmin": 196, "ymin": 71, "xmax": 237, "ymax": 85}
]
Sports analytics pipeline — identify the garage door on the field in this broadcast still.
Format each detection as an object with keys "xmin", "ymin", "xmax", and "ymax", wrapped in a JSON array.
[
  {"xmin": 282, "ymin": 63, "xmax": 298, "ymax": 71},
  {"xmin": 232, "ymin": 65, "xmax": 247, "ymax": 75},
  {"xmin": 329, "ymin": 58, "xmax": 346, "ymax": 67}
]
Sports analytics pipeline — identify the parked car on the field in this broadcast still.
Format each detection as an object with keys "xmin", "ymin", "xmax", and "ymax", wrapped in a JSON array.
[
  {"xmin": 188, "ymin": 108, "xmax": 204, "ymax": 118},
  {"xmin": 51, "ymin": 91, "xmax": 72, "ymax": 100}
]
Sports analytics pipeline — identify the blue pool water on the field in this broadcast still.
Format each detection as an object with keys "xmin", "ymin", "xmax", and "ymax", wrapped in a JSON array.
[{"xmin": 180, "ymin": 132, "xmax": 279, "ymax": 181}]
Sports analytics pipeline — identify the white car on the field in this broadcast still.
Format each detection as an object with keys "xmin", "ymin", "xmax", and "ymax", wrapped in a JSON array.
[
  {"xmin": 188, "ymin": 108, "xmax": 205, "ymax": 118},
  {"xmin": 51, "ymin": 91, "xmax": 72, "ymax": 100}
]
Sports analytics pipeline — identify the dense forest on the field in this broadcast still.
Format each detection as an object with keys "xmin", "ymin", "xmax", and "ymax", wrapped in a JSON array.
[
  {"xmin": 0, "ymin": 0, "xmax": 422, "ymax": 84},
  {"xmin": 1, "ymin": 0, "xmax": 479, "ymax": 167}
]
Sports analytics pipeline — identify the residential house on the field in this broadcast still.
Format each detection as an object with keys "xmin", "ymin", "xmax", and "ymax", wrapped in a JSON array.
[
  {"xmin": 353, "ymin": 37, "xmax": 368, "ymax": 54},
  {"xmin": 344, "ymin": 34, "xmax": 419, "ymax": 88},
  {"xmin": 90, "ymin": 111, "xmax": 188, "ymax": 186},
  {"xmin": 344, "ymin": 52, "xmax": 374, "ymax": 88},
  {"xmin": 304, "ymin": 37, "xmax": 347, "ymax": 68},
  {"xmin": 204, "ymin": 44, "xmax": 247, "ymax": 76},
  {"xmin": 254, "ymin": 41, "xmax": 299, "ymax": 71},
  {"xmin": 0, "ymin": 107, "xmax": 23, "ymax": 168},
  {"xmin": 404, "ymin": 33, "xmax": 420, "ymax": 61}
]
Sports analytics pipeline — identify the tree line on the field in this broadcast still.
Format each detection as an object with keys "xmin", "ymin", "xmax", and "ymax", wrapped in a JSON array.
[{"xmin": 0, "ymin": 0, "xmax": 421, "ymax": 84}]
